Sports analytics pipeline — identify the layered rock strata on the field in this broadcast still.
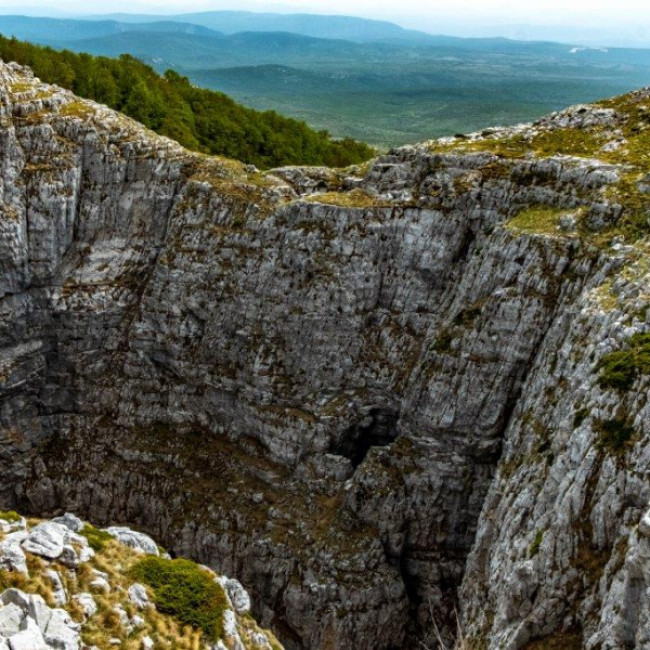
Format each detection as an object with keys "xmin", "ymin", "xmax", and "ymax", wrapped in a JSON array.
[{"xmin": 1, "ymin": 60, "xmax": 650, "ymax": 648}]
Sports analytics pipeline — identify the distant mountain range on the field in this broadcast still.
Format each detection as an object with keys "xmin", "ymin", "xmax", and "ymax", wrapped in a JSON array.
[
  {"xmin": 85, "ymin": 11, "xmax": 434, "ymax": 44},
  {"xmin": 1, "ymin": 12, "xmax": 650, "ymax": 148}
]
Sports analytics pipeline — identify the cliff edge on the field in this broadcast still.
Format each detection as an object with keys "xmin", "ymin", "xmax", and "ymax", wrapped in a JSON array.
[{"xmin": 1, "ymin": 60, "xmax": 650, "ymax": 648}]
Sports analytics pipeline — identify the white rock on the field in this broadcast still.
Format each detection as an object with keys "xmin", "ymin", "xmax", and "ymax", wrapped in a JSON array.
[
  {"xmin": 220, "ymin": 578, "xmax": 251, "ymax": 615},
  {"xmin": 103, "ymin": 527, "xmax": 159, "ymax": 555},
  {"xmin": 113, "ymin": 605, "xmax": 129, "ymax": 630},
  {"xmin": 78, "ymin": 546, "xmax": 95, "ymax": 563},
  {"xmin": 0, "ymin": 540, "xmax": 28, "ymax": 576},
  {"xmin": 0, "ymin": 517, "xmax": 25, "ymax": 535},
  {"xmin": 250, "ymin": 632, "xmax": 273, "ymax": 649},
  {"xmin": 43, "ymin": 609, "xmax": 80, "ymax": 650},
  {"xmin": 89, "ymin": 569, "xmax": 110, "ymax": 593},
  {"xmin": 7, "ymin": 617, "xmax": 47, "ymax": 650},
  {"xmin": 89, "ymin": 577, "xmax": 110, "ymax": 593},
  {"xmin": 1, "ymin": 589, "xmax": 30, "ymax": 611},
  {"xmin": 0, "ymin": 603, "xmax": 25, "ymax": 636},
  {"xmin": 21, "ymin": 522, "xmax": 67, "ymax": 560},
  {"xmin": 128, "ymin": 583, "xmax": 150, "ymax": 610},
  {"xmin": 141, "ymin": 637, "xmax": 154, "ymax": 650},
  {"xmin": 44, "ymin": 570, "xmax": 67, "ymax": 606},
  {"xmin": 27, "ymin": 595, "xmax": 52, "ymax": 633},
  {"xmin": 639, "ymin": 508, "xmax": 650, "ymax": 538},
  {"xmin": 131, "ymin": 614, "xmax": 145, "ymax": 628},
  {"xmin": 50, "ymin": 514, "xmax": 83, "ymax": 533},
  {"xmin": 71, "ymin": 593, "xmax": 97, "ymax": 619},
  {"xmin": 222, "ymin": 609, "xmax": 244, "ymax": 650}
]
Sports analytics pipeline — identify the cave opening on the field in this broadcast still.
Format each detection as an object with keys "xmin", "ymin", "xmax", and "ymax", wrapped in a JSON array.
[{"xmin": 330, "ymin": 408, "xmax": 399, "ymax": 468}]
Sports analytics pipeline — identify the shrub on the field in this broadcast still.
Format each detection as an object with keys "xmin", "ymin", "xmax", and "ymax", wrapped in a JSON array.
[
  {"xmin": 433, "ymin": 330, "xmax": 453, "ymax": 353},
  {"xmin": 572, "ymin": 408, "xmax": 589, "ymax": 429},
  {"xmin": 130, "ymin": 557, "xmax": 228, "ymax": 641},
  {"xmin": 597, "ymin": 333, "xmax": 650, "ymax": 391},
  {"xmin": 594, "ymin": 417, "xmax": 636, "ymax": 455},
  {"xmin": 80, "ymin": 524, "xmax": 113, "ymax": 552}
]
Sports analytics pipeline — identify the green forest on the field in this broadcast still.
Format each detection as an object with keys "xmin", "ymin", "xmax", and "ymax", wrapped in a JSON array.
[{"xmin": 0, "ymin": 35, "xmax": 375, "ymax": 168}]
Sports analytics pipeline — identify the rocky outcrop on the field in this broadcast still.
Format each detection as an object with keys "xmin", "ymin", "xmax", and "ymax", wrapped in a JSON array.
[
  {"xmin": 1, "ymin": 60, "xmax": 650, "ymax": 648},
  {"xmin": 0, "ymin": 510, "xmax": 278, "ymax": 649}
]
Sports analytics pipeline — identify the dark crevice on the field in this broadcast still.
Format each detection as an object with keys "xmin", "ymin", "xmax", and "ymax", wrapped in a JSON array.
[{"xmin": 329, "ymin": 408, "xmax": 399, "ymax": 468}]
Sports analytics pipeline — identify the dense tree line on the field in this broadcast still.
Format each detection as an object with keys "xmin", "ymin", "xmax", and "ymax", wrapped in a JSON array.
[{"xmin": 0, "ymin": 35, "xmax": 375, "ymax": 168}]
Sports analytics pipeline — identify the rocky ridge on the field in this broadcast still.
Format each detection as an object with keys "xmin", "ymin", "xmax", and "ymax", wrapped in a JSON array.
[
  {"xmin": 1, "ymin": 59, "xmax": 650, "ymax": 648},
  {"xmin": 0, "ymin": 509, "xmax": 280, "ymax": 649}
]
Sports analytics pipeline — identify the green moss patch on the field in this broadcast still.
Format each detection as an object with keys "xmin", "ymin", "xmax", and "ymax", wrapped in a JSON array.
[
  {"xmin": 80, "ymin": 524, "xmax": 113, "ymax": 552},
  {"xmin": 528, "ymin": 529, "xmax": 546, "ymax": 558},
  {"xmin": 594, "ymin": 417, "xmax": 636, "ymax": 455},
  {"xmin": 0, "ymin": 509, "xmax": 22, "ymax": 523},
  {"xmin": 130, "ymin": 557, "xmax": 228, "ymax": 641},
  {"xmin": 507, "ymin": 205, "xmax": 568, "ymax": 234},
  {"xmin": 597, "ymin": 333, "xmax": 650, "ymax": 391}
]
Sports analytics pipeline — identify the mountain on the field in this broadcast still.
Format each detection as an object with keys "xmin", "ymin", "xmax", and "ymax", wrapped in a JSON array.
[
  {"xmin": 0, "ymin": 35, "xmax": 374, "ymax": 168},
  {"xmin": 0, "ymin": 15, "xmax": 221, "ymax": 42},
  {"xmin": 2, "ymin": 60, "xmax": 650, "ymax": 649},
  {"xmin": 3, "ymin": 14, "xmax": 650, "ymax": 149},
  {"xmin": 88, "ymin": 10, "xmax": 432, "ymax": 44}
]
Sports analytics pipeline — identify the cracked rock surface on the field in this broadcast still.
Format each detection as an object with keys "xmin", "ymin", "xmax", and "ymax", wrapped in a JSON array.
[{"xmin": 1, "ymin": 61, "xmax": 650, "ymax": 648}]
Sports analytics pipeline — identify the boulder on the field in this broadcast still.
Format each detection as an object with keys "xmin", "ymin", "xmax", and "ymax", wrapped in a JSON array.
[
  {"xmin": 50, "ymin": 514, "xmax": 83, "ymax": 533},
  {"xmin": 71, "ymin": 593, "xmax": 97, "ymax": 619},
  {"xmin": 58, "ymin": 546, "xmax": 79, "ymax": 569},
  {"xmin": 0, "ymin": 603, "xmax": 24, "ymax": 637},
  {"xmin": 7, "ymin": 618, "xmax": 47, "ymax": 650},
  {"xmin": 26, "ymin": 595, "xmax": 52, "ymax": 633},
  {"xmin": 128, "ymin": 584, "xmax": 150, "ymax": 610},
  {"xmin": 21, "ymin": 523, "xmax": 67, "ymax": 560},
  {"xmin": 43, "ymin": 609, "xmax": 81, "ymax": 650},
  {"xmin": 103, "ymin": 527, "xmax": 158, "ymax": 556},
  {"xmin": 0, "ymin": 541, "xmax": 27, "ymax": 576}
]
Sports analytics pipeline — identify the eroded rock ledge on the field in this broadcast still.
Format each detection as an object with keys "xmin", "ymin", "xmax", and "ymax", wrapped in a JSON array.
[{"xmin": 1, "ymin": 60, "xmax": 650, "ymax": 648}]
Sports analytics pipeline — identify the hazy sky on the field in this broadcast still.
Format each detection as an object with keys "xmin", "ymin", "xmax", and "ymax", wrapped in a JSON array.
[{"xmin": 1, "ymin": 0, "xmax": 650, "ymax": 43}]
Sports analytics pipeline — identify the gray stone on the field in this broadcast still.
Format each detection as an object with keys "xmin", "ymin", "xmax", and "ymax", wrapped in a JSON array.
[
  {"xmin": 0, "ymin": 603, "xmax": 24, "ymax": 637},
  {"xmin": 103, "ymin": 528, "xmax": 158, "ymax": 556},
  {"xmin": 127, "ymin": 584, "xmax": 150, "ymax": 610},
  {"xmin": 70, "ymin": 593, "xmax": 96, "ymax": 619},
  {"xmin": 8, "ymin": 618, "xmax": 47, "ymax": 650},
  {"xmin": 43, "ymin": 609, "xmax": 80, "ymax": 650},
  {"xmin": 220, "ymin": 578, "xmax": 251, "ymax": 614},
  {"xmin": 44, "ymin": 571, "xmax": 66, "ymax": 607},
  {"xmin": 21, "ymin": 523, "xmax": 67, "ymax": 560},
  {"xmin": 0, "ymin": 541, "xmax": 28, "ymax": 576},
  {"xmin": 50, "ymin": 514, "xmax": 83, "ymax": 533}
]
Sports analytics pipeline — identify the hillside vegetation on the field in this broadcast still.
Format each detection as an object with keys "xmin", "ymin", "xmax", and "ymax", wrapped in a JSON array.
[{"xmin": 0, "ymin": 35, "xmax": 374, "ymax": 168}]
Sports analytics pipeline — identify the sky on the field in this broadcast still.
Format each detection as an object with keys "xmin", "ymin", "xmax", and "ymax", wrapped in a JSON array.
[{"xmin": 1, "ymin": 0, "xmax": 650, "ymax": 45}]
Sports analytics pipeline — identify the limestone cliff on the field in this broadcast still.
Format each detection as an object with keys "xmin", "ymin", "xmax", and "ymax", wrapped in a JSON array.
[{"xmin": 1, "ymin": 59, "xmax": 650, "ymax": 649}]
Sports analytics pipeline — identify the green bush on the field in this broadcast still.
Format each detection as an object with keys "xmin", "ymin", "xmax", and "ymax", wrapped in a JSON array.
[
  {"xmin": 594, "ymin": 417, "xmax": 636, "ymax": 455},
  {"xmin": 597, "ymin": 333, "xmax": 650, "ymax": 391},
  {"xmin": 80, "ymin": 524, "xmax": 113, "ymax": 552},
  {"xmin": 130, "ymin": 557, "xmax": 228, "ymax": 641},
  {"xmin": 0, "ymin": 35, "xmax": 374, "ymax": 169}
]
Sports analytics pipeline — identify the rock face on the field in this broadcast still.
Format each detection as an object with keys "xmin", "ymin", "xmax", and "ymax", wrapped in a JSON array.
[{"xmin": 1, "ymin": 60, "xmax": 650, "ymax": 648}]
